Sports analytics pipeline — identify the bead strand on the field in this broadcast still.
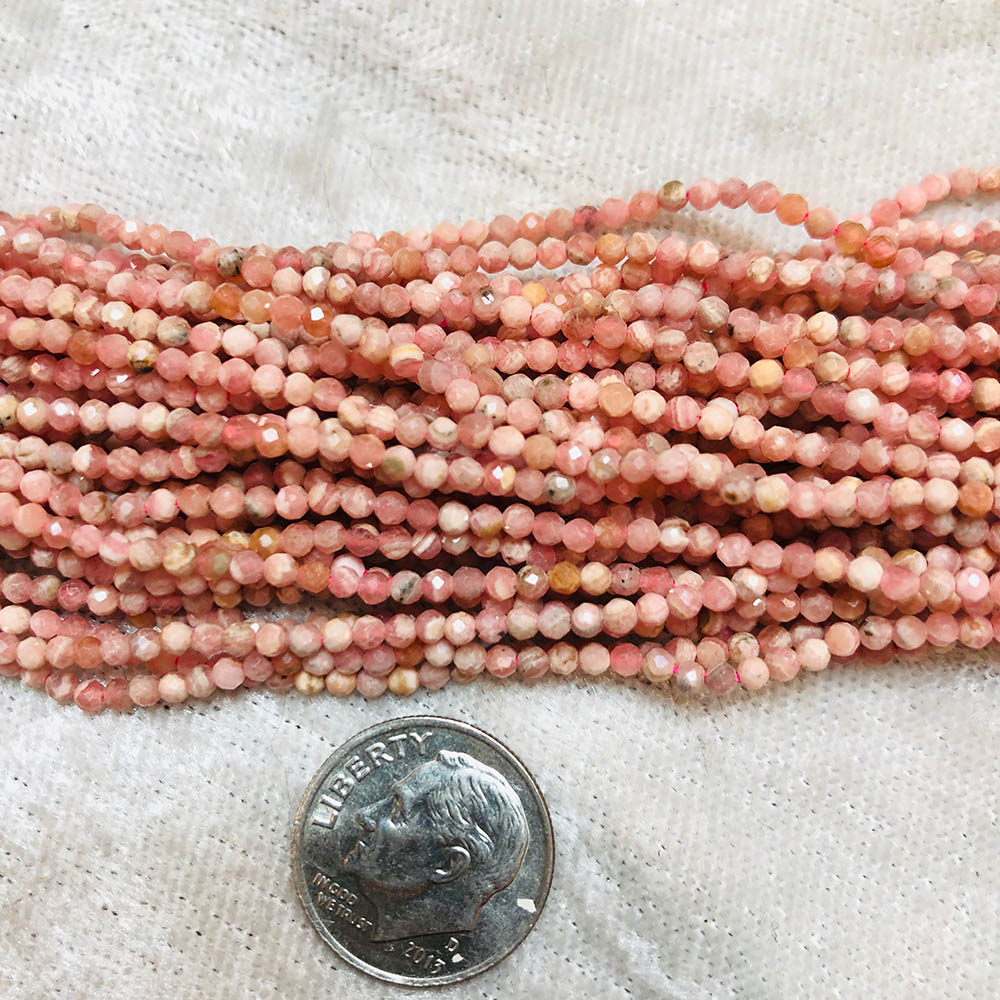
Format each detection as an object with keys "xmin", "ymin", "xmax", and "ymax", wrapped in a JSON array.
[{"xmin": 6, "ymin": 167, "xmax": 1000, "ymax": 710}]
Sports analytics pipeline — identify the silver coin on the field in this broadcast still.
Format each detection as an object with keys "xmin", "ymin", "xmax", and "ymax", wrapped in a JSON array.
[{"xmin": 291, "ymin": 715, "xmax": 554, "ymax": 986}]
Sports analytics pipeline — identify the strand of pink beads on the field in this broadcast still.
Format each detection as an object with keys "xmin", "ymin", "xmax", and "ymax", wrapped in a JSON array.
[{"xmin": 3, "ymin": 166, "xmax": 1000, "ymax": 711}]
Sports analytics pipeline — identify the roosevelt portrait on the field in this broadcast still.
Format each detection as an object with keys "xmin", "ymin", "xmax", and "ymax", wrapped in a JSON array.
[{"xmin": 342, "ymin": 749, "xmax": 530, "ymax": 941}]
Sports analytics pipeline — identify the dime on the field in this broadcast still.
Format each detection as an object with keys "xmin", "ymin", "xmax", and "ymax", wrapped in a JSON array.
[{"xmin": 291, "ymin": 715, "xmax": 554, "ymax": 986}]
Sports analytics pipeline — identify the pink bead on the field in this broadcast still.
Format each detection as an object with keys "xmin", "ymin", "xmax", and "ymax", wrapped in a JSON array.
[
  {"xmin": 705, "ymin": 664, "xmax": 739, "ymax": 693},
  {"xmin": 355, "ymin": 671, "xmax": 387, "ymax": 698},
  {"xmin": 826, "ymin": 622, "xmax": 860, "ymax": 657},
  {"xmin": 925, "ymin": 613, "xmax": 959, "ymax": 647},
  {"xmin": 747, "ymin": 181, "xmax": 780, "ymax": 213},
  {"xmin": 893, "ymin": 616, "xmax": 927, "ymax": 651},
  {"xmin": 74, "ymin": 679, "xmax": 106, "ymax": 714},
  {"xmin": 766, "ymin": 648, "xmax": 800, "ymax": 682},
  {"xmin": 880, "ymin": 565, "xmax": 920, "ymax": 603},
  {"xmin": 353, "ymin": 615, "xmax": 386, "ymax": 649},
  {"xmin": 687, "ymin": 179, "xmax": 719, "ymax": 211},
  {"xmin": 212, "ymin": 657, "xmax": 245, "ymax": 690},
  {"xmin": 718, "ymin": 178, "xmax": 749, "ymax": 208},
  {"xmin": 956, "ymin": 567, "xmax": 990, "ymax": 606},
  {"xmin": 485, "ymin": 645, "xmax": 517, "ymax": 677}
]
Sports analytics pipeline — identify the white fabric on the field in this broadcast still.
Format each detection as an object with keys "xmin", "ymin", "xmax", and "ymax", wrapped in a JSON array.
[{"xmin": 1, "ymin": 2, "xmax": 999, "ymax": 997}]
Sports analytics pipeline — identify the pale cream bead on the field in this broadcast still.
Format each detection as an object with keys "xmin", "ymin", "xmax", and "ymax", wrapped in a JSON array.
[
  {"xmin": 961, "ymin": 457, "xmax": 993, "ymax": 484},
  {"xmin": 825, "ymin": 479, "xmax": 860, "ymax": 519},
  {"xmin": 284, "ymin": 372, "xmax": 314, "ymax": 406},
  {"xmin": 506, "ymin": 608, "xmax": 537, "ymax": 641},
  {"xmin": 633, "ymin": 389, "xmax": 666, "ymax": 424},
  {"xmin": 642, "ymin": 649, "xmax": 674, "ymax": 682},
  {"xmin": 733, "ymin": 567, "xmax": 767, "ymax": 600},
  {"xmin": 294, "ymin": 670, "xmax": 325, "ymax": 696},
  {"xmin": 839, "ymin": 316, "xmax": 869, "ymax": 348},
  {"xmin": 940, "ymin": 418, "xmax": 974, "ymax": 452},
  {"xmin": 847, "ymin": 555, "xmax": 883, "ymax": 593},
  {"xmin": 729, "ymin": 632, "xmax": 760, "ymax": 662},
  {"xmin": 453, "ymin": 644, "xmax": 485, "ymax": 675},
  {"xmin": 746, "ymin": 256, "xmax": 775, "ymax": 287},
  {"xmin": 101, "ymin": 300, "xmax": 133, "ymax": 331},
  {"xmin": 137, "ymin": 402, "xmax": 169, "ymax": 437},
  {"xmin": 698, "ymin": 403, "xmax": 734, "ymax": 440},
  {"xmin": 580, "ymin": 562, "xmax": 612, "ymax": 596},
  {"xmin": 444, "ymin": 612, "xmax": 475, "ymax": 646},
  {"xmin": 161, "ymin": 621, "xmax": 193, "ymax": 654},
  {"xmin": 695, "ymin": 295, "xmax": 729, "ymax": 330},
  {"xmin": 880, "ymin": 362, "xmax": 909, "ymax": 395},
  {"xmin": 133, "ymin": 631, "xmax": 160, "ymax": 662},
  {"xmin": 325, "ymin": 672, "xmax": 356, "ymax": 697},
  {"xmin": 548, "ymin": 642, "xmax": 577, "ymax": 675},
  {"xmin": 302, "ymin": 266, "xmax": 332, "ymax": 300},
  {"xmin": 928, "ymin": 452, "xmax": 961, "ymax": 479},
  {"xmin": 428, "ymin": 416, "xmax": 458, "ymax": 448},
  {"xmin": 183, "ymin": 281, "xmax": 214, "ymax": 312},
  {"xmin": 46, "ymin": 284, "xmax": 79, "ymax": 319},
  {"xmin": 438, "ymin": 501, "xmax": 471, "ymax": 535},
  {"xmin": 846, "ymin": 388, "xmax": 879, "ymax": 423},
  {"xmin": 891, "ymin": 549, "xmax": 926, "ymax": 574},
  {"xmin": 797, "ymin": 638, "xmax": 832, "ymax": 672},
  {"xmin": 973, "ymin": 379, "xmax": 1000, "ymax": 412},
  {"xmin": 186, "ymin": 666, "xmax": 216, "ymax": 700},
  {"xmin": 754, "ymin": 475, "xmax": 790, "ymax": 512},
  {"xmin": 387, "ymin": 666, "xmax": 420, "ymax": 696},
  {"xmin": 0, "ymin": 605, "xmax": 30, "ymax": 634},
  {"xmin": 687, "ymin": 239, "xmax": 720, "ymax": 272},
  {"xmin": 337, "ymin": 396, "xmax": 368, "ymax": 432},
  {"xmin": 778, "ymin": 259, "xmax": 811, "ymax": 290},
  {"xmin": 16, "ymin": 636, "xmax": 45, "ymax": 669},
  {"xmin": 0, "ymin": 395, "xmax": 18, "ymax": 429},
  {"xmin": 748, "ymin": 358, "xmax": 782, "ymax": 393},
  {"xmin": 711, "ymin": 397, "xmax": 739, "ymax": 418},
  {"xmin": 272, "ymin": 266, "xmax": 302, "ymax": 296},
  {"xmin": 815, "ymin": 351, "xmax": 849, "ymax": 382},
  {"xmin": 159, "ymin": 673, "xmax": 188, "ymax": 704},
  {"xmin": 688, "ymin": 453, "xmax": 722, "ymax": 489},
  {"xmin": 59, "ymin": 204, "xmax": 80, "ymax": 230},
  {"xmin": 674, "ymin": 569, "xmax": 705, "ymax": 588},
  {"xmin": 806, "ymin": 311, "xmax": 838, "ymax": 345},
  {"xmin": 964, "ymin": 545, "xmax": 996, "ymax": 573},
  {"xmin": 578, "ymin": 644, "xmax": 611, "ymax": 676},
  {"xmin": 924, "ymin": 250, "xmax": 957, "ymax": 280},
  {"xmin": 128, "ymin": 539, "xmax": 163, "ymax": 573},
  {"xmin": 128, "ymin": 308, "xmax": 159, "ymax": 341},
  {"xmin": 322, "ymin": 618, "xmax": 353, "ymax": 652},
  {"xmin": 814, "ymin": 548, "xmax": 846, "ymax": 582},
  {"xmin": 424, "ymin": 640, "xmax": 454, "ymax": 668},
  {"xmin": 417, "ymin": 614, "xmax": 446, "ymax": 644},
  {"xmin": 889, "ymin": 477, "xmax": 924, "ymax": 508}
]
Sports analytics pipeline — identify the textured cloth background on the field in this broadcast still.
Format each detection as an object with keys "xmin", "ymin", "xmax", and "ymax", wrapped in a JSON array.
[{"xmin": 1, "ymin": 1, "xmax": 999, "ymax": 997}]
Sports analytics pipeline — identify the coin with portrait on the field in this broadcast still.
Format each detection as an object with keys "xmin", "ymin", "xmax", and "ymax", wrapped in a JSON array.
[{"xmin": 291, "ymin": 716, "xmax": 554, "ymax": 986}]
